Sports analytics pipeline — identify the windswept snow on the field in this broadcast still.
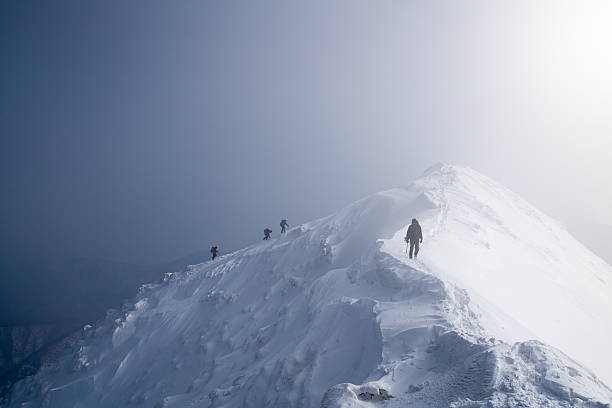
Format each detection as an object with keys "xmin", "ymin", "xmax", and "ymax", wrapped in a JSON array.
[
  {"xmin": 383, "ymin": 164, "xmax": 612, "ymax": 383},
  {"xmin": 3, "ymin": 164, "xmax": 612, "ymax": 408}
]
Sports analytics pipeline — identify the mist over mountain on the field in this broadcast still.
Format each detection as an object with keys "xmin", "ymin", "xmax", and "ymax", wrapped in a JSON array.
[{"xmin": 3, "ymin": 165, "xmax": 611, "ymax": 408}]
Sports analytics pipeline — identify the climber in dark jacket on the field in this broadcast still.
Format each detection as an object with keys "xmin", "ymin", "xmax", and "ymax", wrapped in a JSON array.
[
  {"xmin": 280, "ymin": 219, "xmax": 289, "ymax": 234},
  {"xmin": 405, "ymin": 218, "xmax": 423, "ymax": 259},
  {"xmin": 210, "ymin": 245, "xmax": 219, "ymax": 260},
  {"xmin": 263, "ymin": 228, "xmax": 272, "ymax": 240}
]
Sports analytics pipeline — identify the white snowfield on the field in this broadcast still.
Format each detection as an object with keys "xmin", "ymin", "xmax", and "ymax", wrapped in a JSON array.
[{"xmin": 4, "ymin": 164, "xmax": 612, "ymax": 408}]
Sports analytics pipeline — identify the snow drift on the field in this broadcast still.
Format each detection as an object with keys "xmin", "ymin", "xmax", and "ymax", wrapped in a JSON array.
[{"xmin": 3, "ymin": 164, "xmax": 612, "ymax": 408}]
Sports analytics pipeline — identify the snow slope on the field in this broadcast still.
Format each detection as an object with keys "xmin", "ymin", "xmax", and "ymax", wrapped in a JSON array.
[{"xmin": 3, "ymin": 164, "xmax": 612, "ymax": 408}]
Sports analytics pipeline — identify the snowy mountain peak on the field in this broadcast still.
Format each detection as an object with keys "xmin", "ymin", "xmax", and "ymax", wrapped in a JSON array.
[
  {"xmin": 418, "ymin": 160, "xmax": 456, "ymax": 176},
  {"xmin": 414, "ymin": 161, "xmax": 478, "ymax": 186},
  {"xmin": 4, "ymin": 166, "xmax": 612, "ymax": 408}
]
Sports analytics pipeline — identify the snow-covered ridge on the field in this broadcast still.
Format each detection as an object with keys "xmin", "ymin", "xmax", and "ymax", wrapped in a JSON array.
[{"xmin": 3, "ymin": 164, "xmax": 612, "ymax": 407}]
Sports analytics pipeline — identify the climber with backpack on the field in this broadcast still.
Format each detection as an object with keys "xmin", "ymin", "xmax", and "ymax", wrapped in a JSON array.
[
  {"xmin": 280, "ymin": 219, "xmax": 289, "ymax": 234},
  {"xmin": 263, "ymin": 228, "xmax": 272, "ymax": 240},
  {"xmin": 404, "ymin": 218, "xmax": 423, "ymax": 259},
  {"xmin": 210, "ymin": 245, "xmax": 219, "ymax": 260}
]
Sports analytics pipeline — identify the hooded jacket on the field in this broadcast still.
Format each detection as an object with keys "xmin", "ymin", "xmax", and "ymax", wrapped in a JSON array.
[{"xmin": 406, "ymin": 220, "xmax": 423, "ymax": 242}]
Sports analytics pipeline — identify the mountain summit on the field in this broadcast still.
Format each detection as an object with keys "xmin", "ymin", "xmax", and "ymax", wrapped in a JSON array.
[{"xmin": 4, "ymin": 164, "xmax": 612, "ymax": 407}]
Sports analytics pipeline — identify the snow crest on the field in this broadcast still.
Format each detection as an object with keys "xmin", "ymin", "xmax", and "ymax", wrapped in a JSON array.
[{"xmin": 3, "ymin": 164, "xmax": 612, "ymax": 408}]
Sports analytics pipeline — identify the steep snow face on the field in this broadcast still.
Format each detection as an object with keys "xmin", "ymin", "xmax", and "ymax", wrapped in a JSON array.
[
  {"xmin": 4, "ymin": 164, "xmax": 612, "ymax": 408},
  {"xmin": 383, "ymin": 164, "xmax": 612, "ymax": 384}
]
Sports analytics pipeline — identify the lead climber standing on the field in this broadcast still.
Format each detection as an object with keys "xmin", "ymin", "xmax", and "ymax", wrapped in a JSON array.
[
  {"xmin": 405, "ymin": 219, "xmax": 423, "ymax": 259},
  {"xmin": 210, "ymin": 245, "xmax": 219, "ymax": 260}
]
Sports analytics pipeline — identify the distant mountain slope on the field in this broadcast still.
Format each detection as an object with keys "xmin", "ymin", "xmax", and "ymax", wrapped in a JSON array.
[
  {"xmin": 0, "ymin": 251, "xmax": 211, "ymax": 397},
  {"xmin": 3, "ymin": 164, "xmax": 611, "ymax": 408}
]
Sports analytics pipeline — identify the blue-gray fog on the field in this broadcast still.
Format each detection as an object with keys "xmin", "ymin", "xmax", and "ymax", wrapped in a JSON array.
[{"xmin": 2, "ymin": 1, "xmax": 611, "ymax": 267}]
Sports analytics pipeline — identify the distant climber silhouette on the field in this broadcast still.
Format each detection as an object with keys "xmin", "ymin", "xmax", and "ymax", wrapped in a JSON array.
[
  {"xmin": 280, "ymin": 219, "xmax": 289, "ymax": 234},
  {"xmin": 210, "ymin": 245, "xmax": 219, "ymax": 260},
  {"xmin": 263, "ymin": 228, "xmax": 272, "ymax": 240},
  {"xmin": 405, "ymin": 219, "xmax": 423, "ymax": 259}
]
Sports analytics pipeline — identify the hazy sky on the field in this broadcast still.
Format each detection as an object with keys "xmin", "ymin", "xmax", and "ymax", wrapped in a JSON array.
[{"xmin": 1, "ymin": 0, "xmax": 611, "ymax": 265}]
